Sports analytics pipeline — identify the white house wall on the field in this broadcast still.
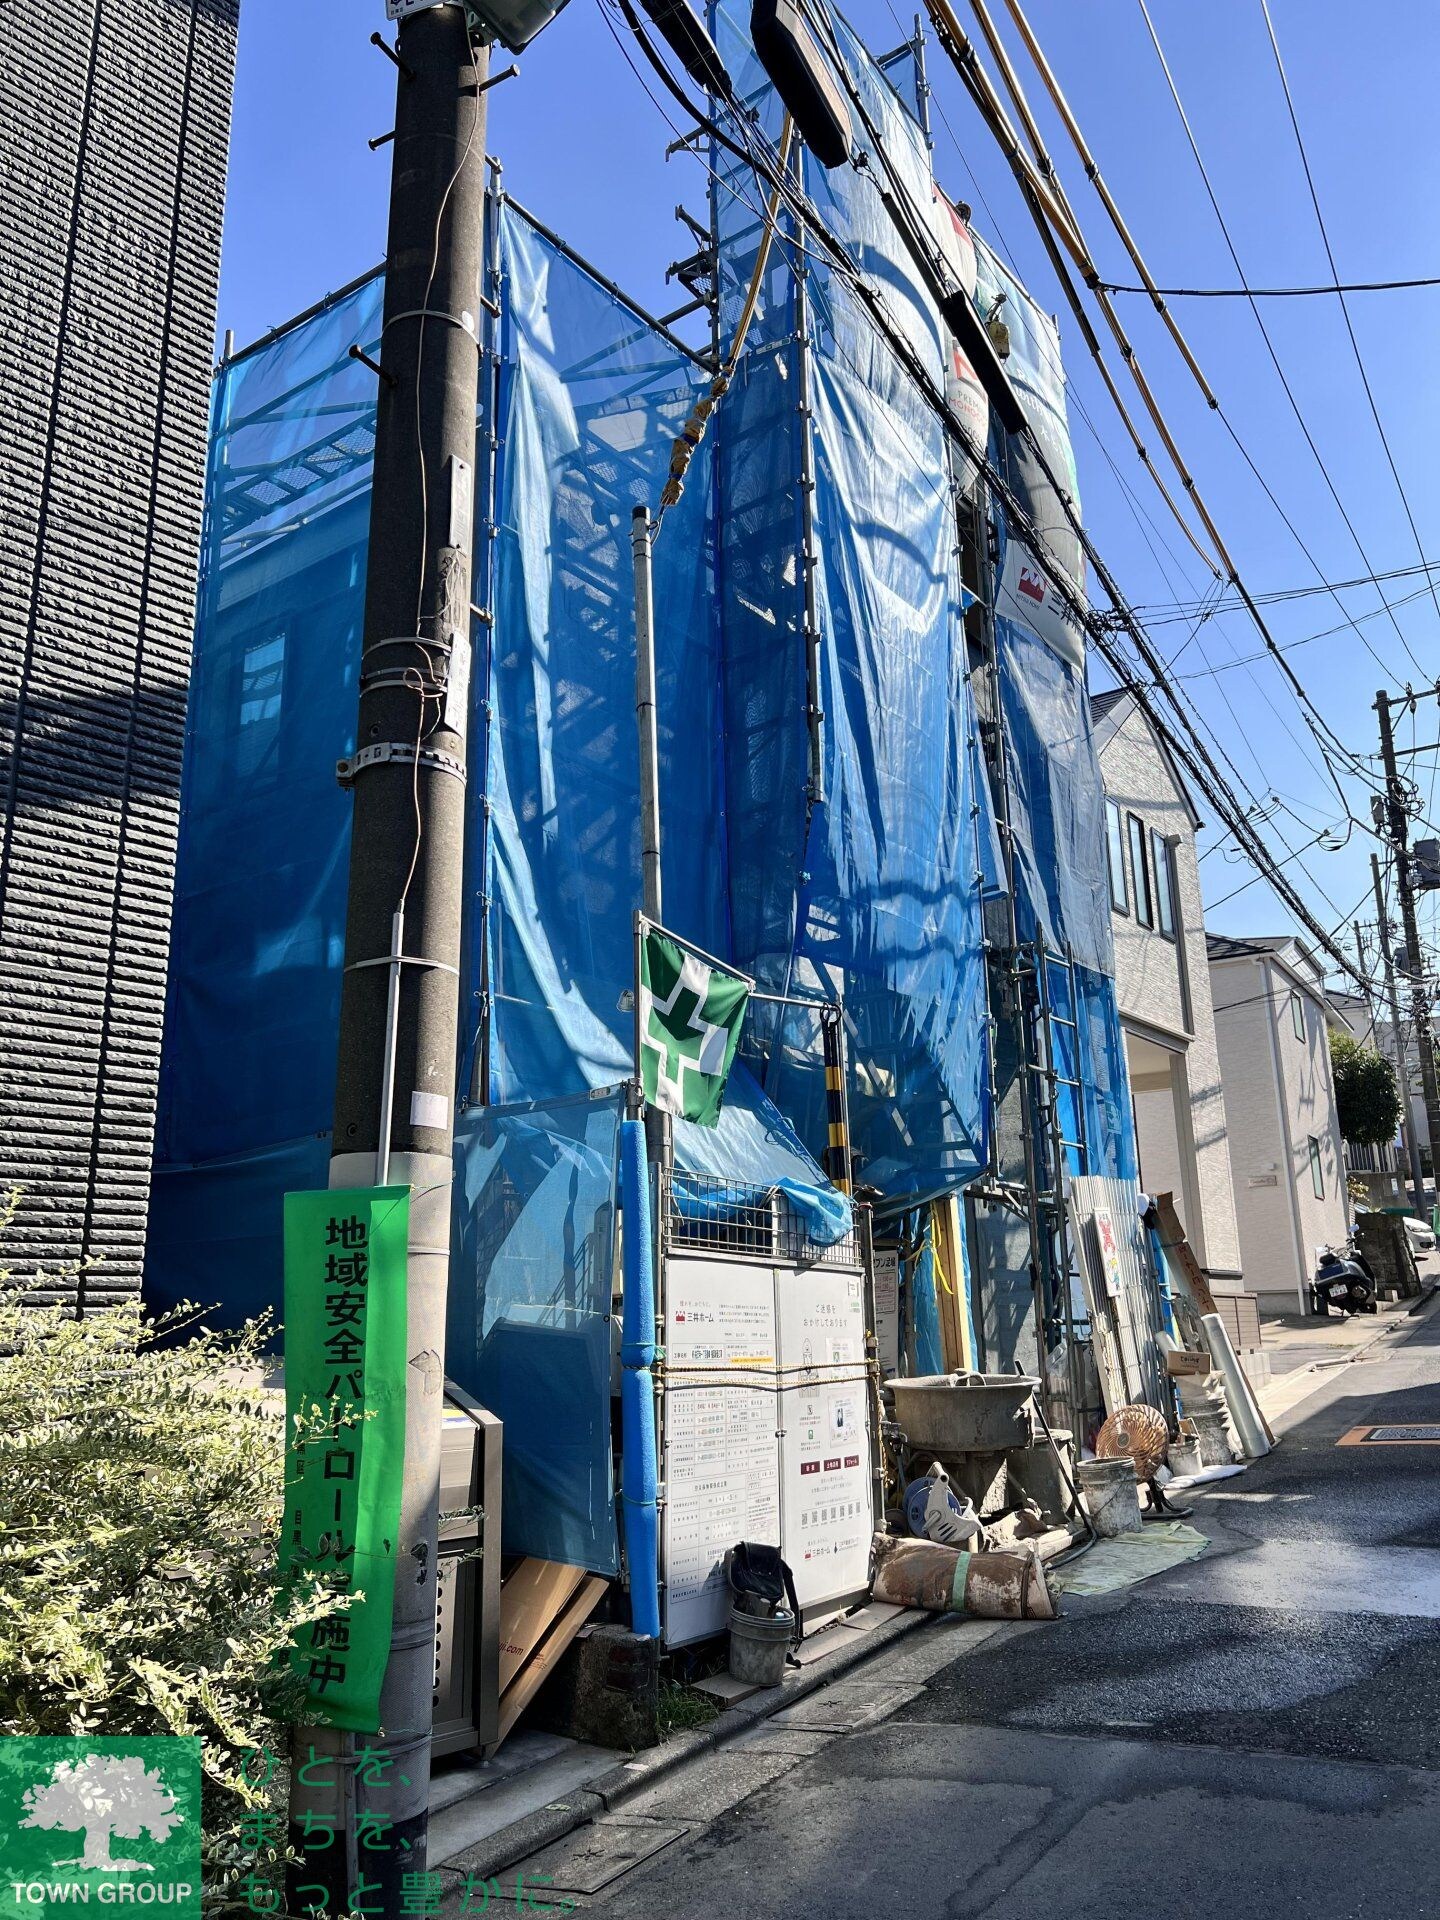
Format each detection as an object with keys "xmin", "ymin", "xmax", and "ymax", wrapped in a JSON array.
[
  {"xmin": 1210, "ymin": 951, "xmax": 1350, "ymax": 1312},
  {"xmin": 1095, "ymin": 701, "xmax": 1243, "ymax": 1279}
]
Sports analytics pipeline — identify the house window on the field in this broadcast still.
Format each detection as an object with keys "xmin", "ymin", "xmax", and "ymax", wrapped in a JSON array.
[
  {"xmin": 1151, "ymin": 829, "xmax": 1177, "ymax": 940},
  {"xmin": 1308, "ymin": 1134, "xmax": 1325, "ymax": 1199},
  {"xmin": 1106, "ymin": 801, "xmax": 1128, "ymax": 914},
  {"xmin": 1290, "ymin": 991, "xmax": 1305, "ymax": 1042},
  {"xmin": 1128, "ymin": 813, "xmax": 1154, "ymax": 927}
]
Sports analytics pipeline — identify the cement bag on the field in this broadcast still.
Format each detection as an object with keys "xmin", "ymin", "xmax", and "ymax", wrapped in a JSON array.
[{"xmin": 872, "ymin": 1533, "xmax": 1057, "ymax": 1620}]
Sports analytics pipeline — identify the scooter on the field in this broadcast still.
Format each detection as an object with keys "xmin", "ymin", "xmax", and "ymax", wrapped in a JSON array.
[{"xmin": 1310, "ymin": 1240, "xmax": 1379, "ymax": 1317}]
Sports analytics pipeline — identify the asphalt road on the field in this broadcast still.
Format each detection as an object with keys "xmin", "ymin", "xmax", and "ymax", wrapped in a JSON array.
[{"xmin": 471, "ymin": 1299, "xmax": 1440, "ymax": 1917}]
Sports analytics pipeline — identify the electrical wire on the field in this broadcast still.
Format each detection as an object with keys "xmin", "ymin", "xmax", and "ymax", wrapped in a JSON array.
[
  {"xmin": 923, "ymin": 1, "xmax": 1385, "ymax": 823},
  {"xmin": 1134, "ymin": 0, "xmax": 1428, "ymax": 681},
  {"xmin": 608, "ymin": 0, "xmax": 1374, "ymax": 986},
  {"xmin": 1258, "ymin": 0, "xmax": 1440, "ymax": 641},
  {"xmin": 1101, "ymin": 274, "xmax": 1440, "ymax": 299}
]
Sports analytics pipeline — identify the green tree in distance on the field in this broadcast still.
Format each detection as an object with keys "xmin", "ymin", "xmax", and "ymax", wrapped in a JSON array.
[{"xmin": 1330, "ymin": 1028, "xmax": 1403, "ymax": 1148}]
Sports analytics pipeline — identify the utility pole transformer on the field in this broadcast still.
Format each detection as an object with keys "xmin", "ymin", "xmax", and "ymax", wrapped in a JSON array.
[
  {"xmin": 1376, "ymin": 689, "xmax": 1440, "ymax": 1202},
  {"xmin": 288, "ymin": 7, "xmax": 490, "ymax": 1909}
]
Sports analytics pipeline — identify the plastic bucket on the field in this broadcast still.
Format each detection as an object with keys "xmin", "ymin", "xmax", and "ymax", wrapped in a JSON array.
[
  {"xmin": 728, "ymin": 1603, "xmax": 794, "ymax": 1688},
  {"xmin": 1077, "ymin": 1457, "xmax": 1142, "ymax": 1537}
]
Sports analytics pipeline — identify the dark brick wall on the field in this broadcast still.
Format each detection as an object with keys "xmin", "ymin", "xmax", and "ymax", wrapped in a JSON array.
[{"xmin": 0, "ymin": 0, "xmax": 239, "ymax": 1300}]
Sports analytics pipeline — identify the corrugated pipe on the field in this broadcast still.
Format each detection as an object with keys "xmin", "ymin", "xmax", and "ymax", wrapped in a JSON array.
[{"xmin": 620, "ymin": 1119, "xmax": 661, "ymax": 1638}]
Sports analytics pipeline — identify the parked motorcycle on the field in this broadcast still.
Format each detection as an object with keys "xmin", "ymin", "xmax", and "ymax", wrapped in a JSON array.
[{"xmin": 1310, "ymin": 1240, "xmax": 1379, "ymax": 1317}]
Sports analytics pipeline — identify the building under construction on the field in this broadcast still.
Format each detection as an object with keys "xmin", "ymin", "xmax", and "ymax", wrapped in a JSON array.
[{"xmin": 149, "ymin": 13, "xmax": 1167, "ymax": 1645}]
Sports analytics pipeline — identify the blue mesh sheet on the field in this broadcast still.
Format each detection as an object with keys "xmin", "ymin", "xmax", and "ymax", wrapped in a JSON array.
[
  {"xmin": 154, "ymin": 275, "xmax": 381, "ymax": 1170},
  {"xmin": 148, "ymin": 205, "xmax": 843, "ymax": 1351},
  {"xmin": 997, "ymin": 614, "xmax": 1114, "ymax": 979},
  {"xmin": 146, "ymin": 1135, "xmax": 330, "ymax": 1324},
  {"xmin": 711, "ymin": 7, "xmax": 990, "ymax": 1202},
  {"xmin": 1076, "ymin": 963, "xmax": 1138, "ymax": 1182},
  {"xmin": 449, "ymin": 1090, "xmax": 621, "ymax": 1574},
  {"xmin": 479, "ymin": 212, "xmax": 728, "ymax": 1104}
]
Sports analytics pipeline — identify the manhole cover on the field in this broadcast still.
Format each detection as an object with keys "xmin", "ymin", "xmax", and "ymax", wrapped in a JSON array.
[
  {"xmin": 502, "ymin": 1818, "xmax": 688, "ymax": 1897},
  {"xmin": 1367, "ymin": 1425, "xmax": 1440, "ymax": 1443},
  {"xmin": 1340, "ymin": 1424, "xmax": 1440, "ymax": 1444}
]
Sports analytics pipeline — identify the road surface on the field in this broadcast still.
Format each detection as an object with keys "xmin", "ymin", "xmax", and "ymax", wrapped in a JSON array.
[{"xmin": 455, "ymin": 1296, "xmax": 1440, "ymax": 1917}]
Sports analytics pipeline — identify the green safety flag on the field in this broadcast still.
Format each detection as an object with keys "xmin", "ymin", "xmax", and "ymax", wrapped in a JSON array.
[
  {"xmin": 638, "ymin": 926, "xmax": 750, "ymax": 1127},
  {"xmin": 283, "ymin": 1186, "xmax": 410, "ymax": 1733}
]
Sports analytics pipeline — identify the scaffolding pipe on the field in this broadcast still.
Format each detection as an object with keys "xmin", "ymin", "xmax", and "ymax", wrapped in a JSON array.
[{"xmin": 620, "ymin": 1119, "xmax": 661, "ymax": 1638}]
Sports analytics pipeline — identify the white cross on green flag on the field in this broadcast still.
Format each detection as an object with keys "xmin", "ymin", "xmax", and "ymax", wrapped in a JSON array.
[{"xmin": 638, "ymin": 925, "xmax": 751, "ymax": 1126}]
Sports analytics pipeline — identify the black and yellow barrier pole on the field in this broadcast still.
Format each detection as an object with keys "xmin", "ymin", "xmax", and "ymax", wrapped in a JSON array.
[{"xmin": 821, "ymin": 1003, "xmax": 852, "ymax": 1195}]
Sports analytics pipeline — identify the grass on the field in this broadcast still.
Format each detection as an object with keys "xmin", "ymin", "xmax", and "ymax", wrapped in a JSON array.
[{"xmin": 657, "ymin": 1676, "xmax": 721, "ymax": 1739}]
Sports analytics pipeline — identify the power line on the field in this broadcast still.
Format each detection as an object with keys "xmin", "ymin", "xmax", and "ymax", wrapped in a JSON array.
[
  {"xmin": 1134, "ymin": 0, "xmax": 1427, "ymax": 681},
  {"xmin": 1134, "ymin": 559, "xmax": 1440, "ymax": 628},
  {"xmin": 610, "ymin": 0, "xmax": 1373, "ymax": 986},
  {"xmin": 929, "ymin": 0, "xmax": 1396, "ymax": 819},
  {"xmin": 1258, "ymin": 0, "xmax": 1440, "ymax": 645},
  {"xmin": 1102, "ymin": 274, "xmax": 1440, "ymax": 299}
]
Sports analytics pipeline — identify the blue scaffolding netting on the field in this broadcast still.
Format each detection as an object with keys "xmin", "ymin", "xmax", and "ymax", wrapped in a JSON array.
[{"xmin": 149, "ymin": 8, "xmax": 1139, "ymax": 1567}]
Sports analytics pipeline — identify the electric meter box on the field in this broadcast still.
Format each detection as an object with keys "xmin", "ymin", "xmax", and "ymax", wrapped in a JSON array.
[{"xmin": 434, "ymin": 1385, "xmax": 503, "ymax": 1755}]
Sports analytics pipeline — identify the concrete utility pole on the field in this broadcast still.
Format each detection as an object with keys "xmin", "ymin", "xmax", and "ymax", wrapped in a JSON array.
[
  {"xmin": 1376, "ymin": 689, "xmax": 1440, "ymax": 1200},
  {"xmin": 1368, "ymin": 858, "xmax": 1426, "ymax": 1214},
  {"xmin": 288, "ymin": 7, "xmax": 489, "ymax": 1909}
]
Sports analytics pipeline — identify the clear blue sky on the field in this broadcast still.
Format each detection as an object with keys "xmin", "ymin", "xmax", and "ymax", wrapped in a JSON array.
[{"xmin": 218, "ymin": 0, "xmax": 1440, "ymax": 976}]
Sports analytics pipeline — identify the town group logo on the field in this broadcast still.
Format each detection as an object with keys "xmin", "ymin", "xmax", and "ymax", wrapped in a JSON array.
[{"xmin": 0, "ymin": 1739, "xmax": 200, "ymax": 1917}]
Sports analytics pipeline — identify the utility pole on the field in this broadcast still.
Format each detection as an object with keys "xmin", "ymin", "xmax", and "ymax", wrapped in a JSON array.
[
  {"xmin": 1376, "ymin": 688, "xmax": 1440, "ymax": 1205},
  {"xmin": 1368, "ymin": 858, "xmax": 1426, "ymax": 1214},
  {"xmin": 288, "ymin": 8, "xmax": 489, "ymax": 1910}
]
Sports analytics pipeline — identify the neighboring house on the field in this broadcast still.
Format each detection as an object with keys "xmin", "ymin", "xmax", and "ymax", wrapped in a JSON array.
[
  {"xmin": 1368, "ymin": 1008, "xmax": 1438, "ymax": 1181},
  {"xmin": 0, "ymin": 2, "xmax": 239, "ymax": 1298},
  {"xmin": 1327, "ymin": 990, "xmax": 1408, "ymax": 1209},
  {"xmin": 1090, "ymin": 691, "xmax": 1260, "ymax": 1358},
  {"xmin": 1207, "ymin": 935, "xmax": 1350, "ymax": 1316}
]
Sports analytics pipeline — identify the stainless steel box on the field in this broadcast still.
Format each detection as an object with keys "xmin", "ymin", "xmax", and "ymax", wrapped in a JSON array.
[{"xmin": 433, "ymin": 1386, "xmax": 503, "ymax": 1756}]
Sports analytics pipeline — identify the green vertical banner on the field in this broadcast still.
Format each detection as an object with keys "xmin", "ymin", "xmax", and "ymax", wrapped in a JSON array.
[{"xmin": 283, "ymin": 1186, "xmax": 410, "ymax": 1733}]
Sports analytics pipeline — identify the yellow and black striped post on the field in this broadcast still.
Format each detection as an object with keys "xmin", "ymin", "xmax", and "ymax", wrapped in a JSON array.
[{"xmin": 821, "ymin": 1005, "xmax": 852, "ymax": 1194}]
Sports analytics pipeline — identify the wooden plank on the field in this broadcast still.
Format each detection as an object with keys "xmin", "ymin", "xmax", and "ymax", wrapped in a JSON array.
[
  {"xmin": 495, "ymin": 1575, "xmax": 608, "ymax": 1745},
  {"xmin": 1153, "ymin": 1193, "xmax": 1220, "ymax": 1318},
  {"xmin": 497, "ymin": 1559, "xmax": 588, "ymax": 1696}
]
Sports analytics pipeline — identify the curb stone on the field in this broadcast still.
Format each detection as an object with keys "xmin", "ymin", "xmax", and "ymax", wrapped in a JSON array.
[{"xmin": 437, "ymin": 1606, "xmax": 929, "ymax": 1880}]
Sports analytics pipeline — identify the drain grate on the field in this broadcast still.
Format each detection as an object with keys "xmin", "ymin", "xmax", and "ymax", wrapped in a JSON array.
[{"xmin": 1339, "ymin": 1423, "xmax": 1440, "ymax": 1445}]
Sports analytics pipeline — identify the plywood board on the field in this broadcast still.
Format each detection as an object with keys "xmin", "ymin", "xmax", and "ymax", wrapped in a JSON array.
[
  {"xmin": 1069, "ymin": 1191, "xmax": 1124, "ymax": 1415},
  {"xmin": 498, "ymin": 1559, "xmax": 587, "ymax": 1695},
  {"xmin": 495, "ymin": 1574, "xmax": 607, "ymax": 1745},
  {"xmin": 931, "ymin": 1196, "xmax": 974, "ymax": 1372},
  {"xmin": 1153, "ymin": 1193, "xmax": 1219, "ymax": 1317}
]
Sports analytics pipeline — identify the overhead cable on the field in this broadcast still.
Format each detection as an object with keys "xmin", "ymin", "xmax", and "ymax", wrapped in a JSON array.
[
  {"xmin": 962, "ymin": 0, "xmax": 1416, "ymax": 764},
  {"xmin": 1258, "ymin": 0, "xmax": 1440, "ymax": 641},
  {"xmin": 921, "ymin": 0, "xmax": 1379, "ymax": 821},
  {"xmin": 1101, "ymin": 275, "xmax": 1440, "ymax": 300},
  {"xmin": 1133, "ymin": 0, "xmax": 1427, "ymax": 679},
  {"xmin": 608, "ymin": 0, "xmax": 1372, "ymax": 986}
]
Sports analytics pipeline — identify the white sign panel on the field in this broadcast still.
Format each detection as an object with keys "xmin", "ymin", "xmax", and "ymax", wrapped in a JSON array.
[
  {"xmin": 661, "ymin": 1256, "xmax": 874, "ymax": 1646},
  {"xmin": 775, "ymin": 1268, "xmax": 873, "ymax": 1619},
  {"xmin": 661, "ymin": 1259, "xmax": 780, "ymax": 1647},
  {"xmin": 872, "ymin": 1246, "xmax": 900, "ymax": 1377}
]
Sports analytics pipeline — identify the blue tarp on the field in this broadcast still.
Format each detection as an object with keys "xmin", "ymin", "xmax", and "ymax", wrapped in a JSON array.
[
  {"xmin": 149, "ymin": 6, "xmax": 1142, "ymax": 1530},
  {"xmin": 148, "ymin": 201, "xmax": 844, "ymax": 1337},
  {"xmin": 711, "ymin": 5, "xmax": 992, "ymax": 1203},
  {"xmin": 449, "ymin": 1090, "xmax": 622, "ymax": 1574}
]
